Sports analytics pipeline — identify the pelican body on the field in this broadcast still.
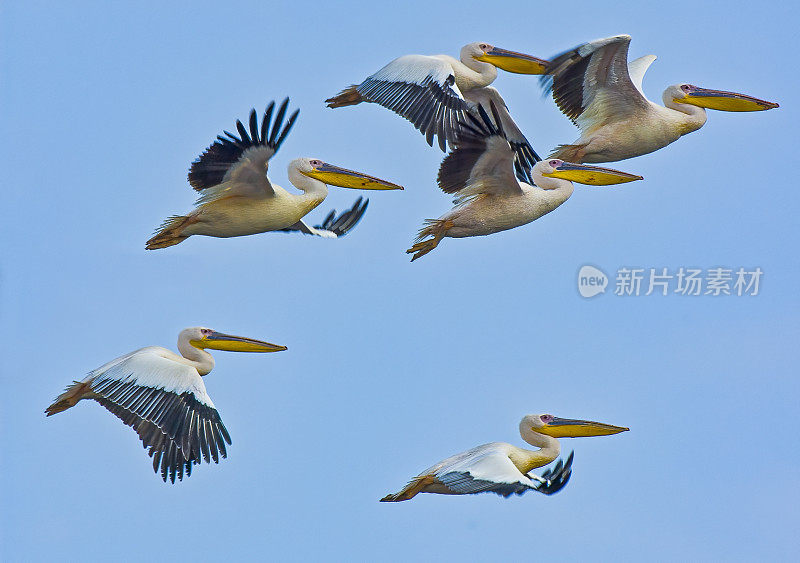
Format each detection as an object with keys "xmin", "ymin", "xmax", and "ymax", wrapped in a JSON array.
[
  {"xmin": 326, "ymin": 42, "xmax": 548, "ymax": 172},
  {"xmin": 45, "ymin": 327, "xmax": 287, "ymax": 483},
  {"xmin": 406, "ymin": 104, "xmax": 642, "ymax": 261},
  {"xmin": 381, "ymin": 414, "xmax": 628, "ymax": 501},
  {"xmin": 541, "ymin": 35, "xmax": 779, "ymax": 163},
  {"xmin": 146, "ymin": 98, "xmax": 402, "ymax": 249}
]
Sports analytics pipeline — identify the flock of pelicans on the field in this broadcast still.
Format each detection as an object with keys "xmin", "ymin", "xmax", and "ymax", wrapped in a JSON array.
[{"xmin": 47, "ymin": 35, "xmax": 776, "ymax": 499}]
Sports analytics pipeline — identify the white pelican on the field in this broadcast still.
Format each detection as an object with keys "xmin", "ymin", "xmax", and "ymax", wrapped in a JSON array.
[
  {"xmin": 541, "ymin": 35, "xmax": 780, "ymax": 163},
  {"xmin": 146, "ymin": 98, "xmax": 403, "ymax": 249},
  {"xmin": 381, "ymin": 414, "xmax": 628, "ymax": 501},
  {"xmin": 406, "ymin": 103, "xmax": 642, "ymax": 261},
  {"xmin": 45, "ymin": 327, "xmax": 287, "ymax": 483},
  {"xmin": 326, "ymin": 43, "xmax": 549, "ymax": 175}
]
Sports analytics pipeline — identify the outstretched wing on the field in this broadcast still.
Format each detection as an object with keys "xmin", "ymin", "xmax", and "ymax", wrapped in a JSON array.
[
  {"xmin": 431, "ymin": 443, "xmax": 543, "ymax": 498},
  {"xmin": 278, "ymin": 197, "xmax": 369, "ymax": 238},
  {"xmin": 187, "ymin": 98, "xmax": 299, "ymax": 196},
  {"xmin": 437, "ymin": 101, "xmax": 523, "ymax": 202},
  {"xmin": 331, "ymin": 55, "xmax": 471, "ymax": 151},
  {"xmin": 465, "ymin": 86, "xmax": 540, "ymax": 183},
  {"xmin": 77, "ymin": 348, "xmax": 231, "ymax": 483},
  {"xmin": 540, "ymin": 35, "xmax": 650, "ymax": 135}
]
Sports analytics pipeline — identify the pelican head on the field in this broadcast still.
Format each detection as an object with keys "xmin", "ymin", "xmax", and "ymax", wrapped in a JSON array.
[
  {"xmin": 466, "ymin": 42, "xmax": 549, "ymax": 75},
  {"xmin": 537, "ymin": 159, "xmax": 643, "ymax": 187},
  {"xmin": 669, "ymin": 83, "xmax": 779, "ymax": 112},
  {"xmin": 294, "ymin": 158, "xmax": 403, "ymax": 190},
  {"xmin": 523, "ymin": 414, "xmax": 629, "ymax": 438},
  {"xmin": 182, "ymin": 327, "xmax": 288, "ymax": 353}
]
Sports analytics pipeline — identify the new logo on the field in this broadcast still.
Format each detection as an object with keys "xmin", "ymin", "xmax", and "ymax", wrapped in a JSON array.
[{"xmin": 578, "ymin": 265, "xmax": 608, "ymax": 298}]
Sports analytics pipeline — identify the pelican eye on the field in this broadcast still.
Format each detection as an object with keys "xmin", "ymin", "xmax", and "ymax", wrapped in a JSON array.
[
  {"xmin": 681, "ymin": 84, "xmax": 692, "ymax": 92},
  {"xmin": 540, "ymin": 414, "xmax": 553, "ymax": 423},
  {"xmin": 548, "ymin": 160, "xmax": 559, "ymax": 167}
]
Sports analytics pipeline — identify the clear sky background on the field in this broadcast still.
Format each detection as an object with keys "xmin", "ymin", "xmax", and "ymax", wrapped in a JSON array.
[{"xmin": 2, "ymin": 1, "xmax": 798, "ymax": 561}]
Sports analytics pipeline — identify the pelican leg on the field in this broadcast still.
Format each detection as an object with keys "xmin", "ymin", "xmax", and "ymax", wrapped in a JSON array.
[
  {"xmin": 44, "ymin": 380, "xmax": 94, "ymax": 416},
  {"xmin": 325, "ymin": 85, "xmax": 363, "ymax": 108},
  {"xmin": 146, "ymin": 214, "xmax": 199, "ymax": 250},
  {"xmin": 380, "ymin": 475, "xmax": 435, "ymax": 502},
  {"xmin": 549, "ymin": 143, "xmax": 588, "ymax": 163},
  {"xmin": 406, "ymin": 219, "xmax": 453, "ymax": 262}
]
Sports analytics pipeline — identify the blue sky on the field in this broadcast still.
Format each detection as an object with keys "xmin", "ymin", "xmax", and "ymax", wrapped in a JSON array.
[{"xmin": 1, "ymin": 1, "xmax": 798, "ymax": 560}]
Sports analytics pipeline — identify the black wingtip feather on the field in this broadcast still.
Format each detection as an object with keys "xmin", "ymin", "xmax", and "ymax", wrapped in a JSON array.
[
  {"xmin": 488, "ymin": 101, "xmax": 504, "ymax": 137},
  {"xmin": 236, "ymin": 119, "xmax": 250, "ymax": 144},
  {"xmin": 261, "ymin": 100, "xmax": 276, "ymax": 143},
  {"xmin": 269, "ymin": 98, "xmax": 289, "ymax": 145},
  {"xmin": 275, "ymin": 109, "xmax": 299, "ymax": 152},
  {"xmin": 249, "ymin": 109, "xmax": 259, "ymax": 145}
]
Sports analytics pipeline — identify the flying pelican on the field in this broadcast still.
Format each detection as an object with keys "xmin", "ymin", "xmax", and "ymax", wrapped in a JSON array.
[
  {"xmin": 540, "ymin": 35, "xmax": 779, "ymax": 163},
  {"xmin": 381, "ymin": 414, "xmax": 628, "ymax": 501},
  {"xmin": 406, "ymin": 103, "xmax": 642, "ymax": 261},
  {"xmin": 326, "ymin": 42, "xmax": 549, "ymax": 176},
  {"xmin": 45, "ymin": 327, "xmax": 287, "ymax": 483},
  {"xmin": 146, "ymin": 98, "xmax": 403, "ymax": 249}
]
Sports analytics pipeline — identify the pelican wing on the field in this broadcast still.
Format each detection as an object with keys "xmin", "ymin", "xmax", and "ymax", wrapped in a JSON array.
[
  {"xmin": 278, "ymin": 197, "xmax": 369, "ymax": 238},
  {"xmin": 437, "ymin": 102, "xmax": 523, "ymax": 202},
  {"xmin": 187, "ymin": 98, "xmax": 299, "ymax": 197},
  {"xmin": 541, "ymin": 35, "xmax": 649, "ymax": 134},
  {"xmin": 465, "ymin": 86, "xmax": 540, "ymax": 182},
  {"xmin": 431, "ymin": 443, "xmax": 541, "ymax": 497},
  {"xmin": 348, "ymin": 55, "xmax": 471, "ymax": 151},
  {"xmin": 530, "ymin": 451, "xmax": 574, "ymax": 495},
  {"xmin": 82, "ymin": 347, "xmax": 231, "ymax": 483}
]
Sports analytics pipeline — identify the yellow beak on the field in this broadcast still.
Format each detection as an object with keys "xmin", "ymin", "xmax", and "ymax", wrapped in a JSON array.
[
  {"xmin": 543, "ymin": 162, "xmax": 643, "ymax": 186},
  {"xmin": 474, "ymin": 47, "xmax": 549, "ymax": 75},
  {"xmin": 191, "ymin": 331, "xmax": 288, "ymax": 353},
  {"xmin": 301, "ymin": 163, "xmax": 404, "ymax": 190},
  {"xmin": 537, "ymin": 417, "xmax": 630, "ymax": 438},
  {"xmin": 677, "ymin": 87, "xmax": 779, "ymax": 112}
]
